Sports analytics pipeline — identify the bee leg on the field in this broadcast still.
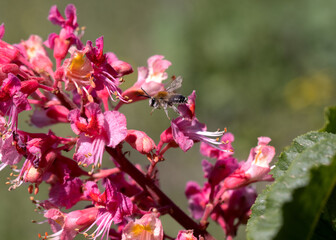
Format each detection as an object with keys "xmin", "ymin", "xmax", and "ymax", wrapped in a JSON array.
[
  {"xmin": 171, "ymin": 105, "xmax": 179, "ymax": 114},
  {"xmin": 150, "ymin": 108, "xmax": 156, "ymax": 115},
  {"xmin": 163, "ymin": 108, "xmax": 170, "ymax": 120}
]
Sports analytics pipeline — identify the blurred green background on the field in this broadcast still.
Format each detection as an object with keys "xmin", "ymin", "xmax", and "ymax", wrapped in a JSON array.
[{"xmin": 2, "ymin": 0, "xmax": 336, "ymax": 239}]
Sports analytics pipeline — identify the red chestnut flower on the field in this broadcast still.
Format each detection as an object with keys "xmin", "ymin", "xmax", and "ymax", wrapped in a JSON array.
[
  {"xmin": 68, "ymin": 102, "xmax": 127, "ymax": 167},
  {"xmin": 120, "ymin": 55, "xmax": 171, "ymax": 105},
  {"xmin": 43, "ymin": 206, "xmax": 98, "ymax": 240},
  {"xmin": 45, "ymin": 4, "xmax": 83, "ymax": 67},
  {"xmin": 0, "ymin": 73, "xmax": 31, "ymax": 131},
  {"xmin": 223, "ymin": 137, "xmax": 275, "ymax": 190},
  {"xmin": 61, "ymin": 47, "xmax": 94, "ymax": 97},
  {"xmin": 85, "ymin": 36, "xmax": 133, "ymax": 103},
  {"xmin": 17, "ymin": 35, "xmax": 53, "ymax": 75},
  {"xmin": 83, "ymin": 179, "xmax": 137, "ymax": 240},
  {"xmin": 121, "ymin": 212, "xmax": 164, "ymax": 240},
  {"xmin": 157, "ymin": 91, "xmax": 228, "ymax": 154},
  {"xmin": 211, "ymin": 186, "xmax": 257, "ymax": 240},
  {"xmin": 0, "ymin": 5, "xmax": 278, "ymax": 240},
  {"xmin": 0, "ymin": 116, "xmax": 22, "ymax": 171},
  {"xmin": 9, "ymin": 130, "xmax": 63, "ymax": 191}
]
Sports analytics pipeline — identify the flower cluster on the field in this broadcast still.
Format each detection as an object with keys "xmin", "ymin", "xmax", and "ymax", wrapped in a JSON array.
[{"xmin": 0, "ymin": 4, "xmax": 275, "ymax": 240}]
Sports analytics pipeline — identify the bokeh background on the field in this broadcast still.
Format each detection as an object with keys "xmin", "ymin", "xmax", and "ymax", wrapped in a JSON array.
[{"xmin": 1, "ymin": 0, "xmax": 336, "ymax": 239}]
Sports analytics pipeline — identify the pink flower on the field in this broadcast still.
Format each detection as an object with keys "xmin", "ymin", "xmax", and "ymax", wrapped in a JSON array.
[
  {"xmin": 0, "ymin": 73, "xmax": 31, "ymax": 131},
  {"xmin": 105, "ymin": 170, "xmax": 156, "ymax": 210},
  {"xmin": 49, "ymin": 178, "xmax": 83, "ymax": 209},
  {"xmin": 202, "ymin": 157, "xmax": 239, "ymax": 187},
  {"xmin": 0, "ymin": 116, "xmax": 22, "ymax": 171},
  {"xmin": 58, "ymin": 47, "xmax": 94, "ymax": 99},
  {"xmin": 0, "ymin": 39, "xmax": 20, "ymax": 64},
  {"xmin": 58, "ymin": 48, "xmax": 94, "ymax": 90},
  {"xmin": 211, "ymin": 187, "xmax": 257, "ymax": 239},
  {"xmin": 68, "ymin": 102, "xmax": 127, "ymax": 167},
  {"xmin": 17, "ymin": 35, "xmax": 53, "ymax": 74},
  {"xmin": 9, "ymin": 131, "xmax": 64, "ymax": 190},
  {"xmin": 45, "ymin": 4, "xmax": 83, "ymax": 66},
  {"xmin": 176, "ymin": 230, "xmax": 197, "ymax": 240},
  {"xmin": 122, "ymin": 213, "xmax": 163, "ymax": 240},
  {"xmin": 157, "ymin": 91, "xmax": 227, "ymax": 154},
  {"xmin": 46, "ymin": 155, "xmax": 89, "ymax": 183},
  {"xmin": 83, "ymin": 179, "xmax": 137, "ymax": 240},
  {"xmin": 85, "ymin": 36, "xmax": 132, "ymax": 102},
  {"xmin": 31, "ymin": 104, "xmax": 70, "ymax": 128},
  {"xmin": 44, "ymin": 207, "xmax": 98, "ymax": 240},
  {"xmin": 106, "ymin": 52, "xmax": 133, "ymax": 78},
  {"xmin": 120, "ymin": 55, "xmax": 171, "ymax": 105},
  {"xmin": 223, "ymin": 137, "xmax": 275, "ymax": 190},
  {"xmin": 185, "ymin": 178, "xmax": 257, "ymax": 239},
  {"xmin": 185, "ymin": 181, "xmax": 211, "ymax": 220}
]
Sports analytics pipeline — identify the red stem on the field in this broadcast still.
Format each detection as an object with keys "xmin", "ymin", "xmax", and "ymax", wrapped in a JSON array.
[{"xmin": 106, "ymin": 145, "xmax": 215, "ymax": 240}]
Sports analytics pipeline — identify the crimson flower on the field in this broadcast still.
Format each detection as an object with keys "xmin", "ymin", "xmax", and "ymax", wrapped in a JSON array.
[
  {"xmin": 120, "ymin": 55, "xmax": 171, "ymax": 105},
  {"xmin": 157, "ymin": 91, "xmax": 227, "ymax": 154},
  {"xmin": 68, "ymin": 102, "xmax": 127, "ymax": 167},
  {"xmin": 83, "ymin": 179, "xmax": 137, "ymax": 240},
  {"xmin": 45, "ymin": 4, "xmax": 83, "ymax": 67},
  {"xmin": 43, "ymin": 206, "xmax": 98, "ymax": 240},
  {"xmin": 223, "ymin": 137, "xmax": 275, "ymax": 190},
  {"xmin": 85, "ymin": 36, "xmax": 133, "ymax": 102}
]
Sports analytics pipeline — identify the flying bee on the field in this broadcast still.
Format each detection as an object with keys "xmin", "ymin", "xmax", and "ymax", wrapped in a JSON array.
[{"xmin": 141, "ymin": 76, "xmax": 188, "ymax": 119}]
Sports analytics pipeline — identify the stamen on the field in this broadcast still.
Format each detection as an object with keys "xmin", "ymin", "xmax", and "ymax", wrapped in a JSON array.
[
  {"xmin": 90, "ymin": 79, "xmax": 96, "ymax": 88},
  {"xmin": 87, "ymin": 95, "xmax": 94, "ymax": 102}
]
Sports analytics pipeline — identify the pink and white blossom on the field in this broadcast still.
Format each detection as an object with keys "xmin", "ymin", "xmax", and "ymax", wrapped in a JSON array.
[
  {"xmin": 223, "ymin": 137, "xmax": 275, "ymax": 190},
  {"xmin": 157, "ymin": 91, "xmax": 228, "ymax": 154},
  {"xmin": 122, "ymin": 213, "xmax": 163, "ymax": 240}
]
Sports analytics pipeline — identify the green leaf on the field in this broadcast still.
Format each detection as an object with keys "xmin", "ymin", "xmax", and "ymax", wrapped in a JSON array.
[
  {"xmin": 322, "ymin": 186, "xmax": 336, "ymax": 231},
  {"xmin": 246, "ymin": 132, "xmax": 336, "ymax": 240},
  {"xmin": 320, "ymin": 106, "xmax": 336, "ymax": 134}
]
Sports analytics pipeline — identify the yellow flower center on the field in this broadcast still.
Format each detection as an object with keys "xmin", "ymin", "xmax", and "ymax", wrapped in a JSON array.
[
  {"xmin": 131, "ymin": 223, "xmax": 153, "ymax": 236},
  {"xmin": 70, "ymin": 52, "xmax": 86, "ymax": 71}
]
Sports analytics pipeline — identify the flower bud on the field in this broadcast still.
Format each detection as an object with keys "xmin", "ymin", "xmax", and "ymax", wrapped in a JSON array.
[{"xmin": 125, "ymin": 130, "xmax": 156, "ymax": 154}]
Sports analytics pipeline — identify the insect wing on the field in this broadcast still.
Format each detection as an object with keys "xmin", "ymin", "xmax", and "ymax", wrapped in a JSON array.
[{"xmin": 166, "ymin": 76, "xmax": 183, "ymax": 93}]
